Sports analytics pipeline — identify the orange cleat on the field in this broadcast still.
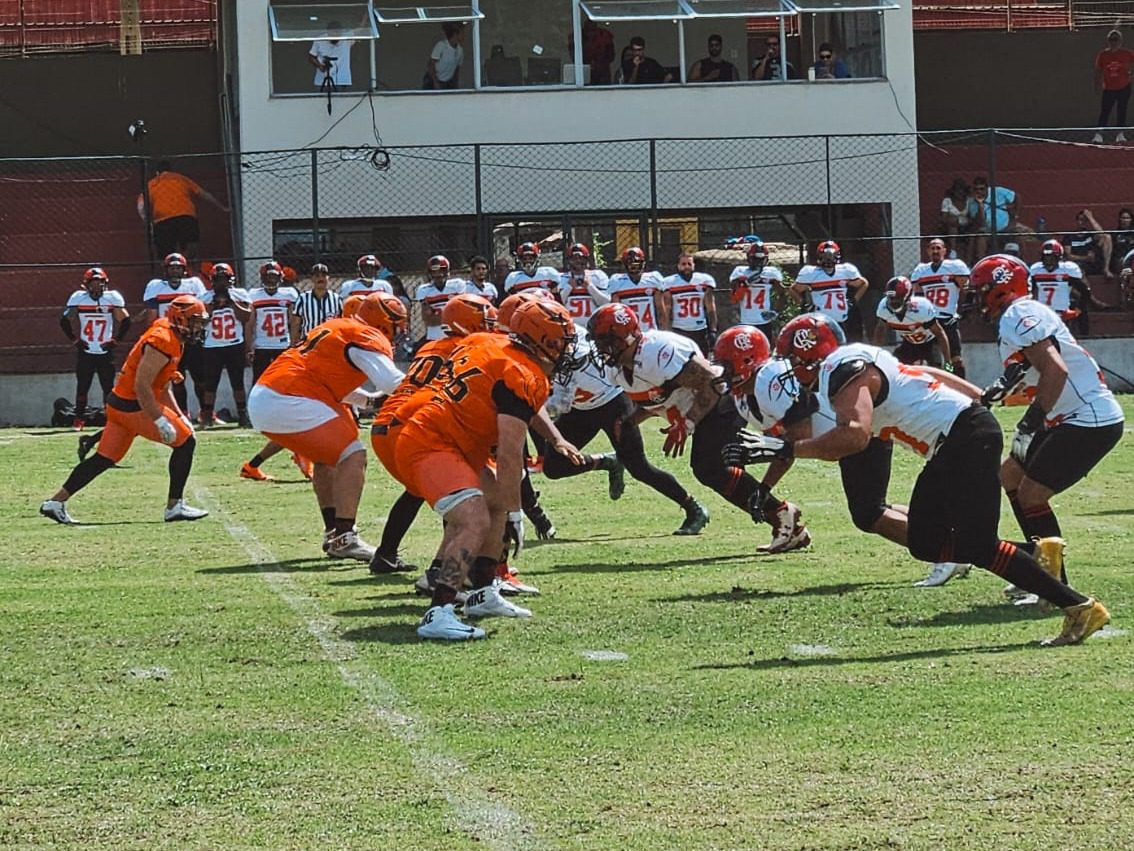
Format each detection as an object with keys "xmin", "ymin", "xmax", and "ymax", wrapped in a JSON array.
[
  {"xmin": 495, "ymin": 562, "xmax": 540, "ymax": 595},
  {"xmin": 292, "ymin": 453, "xmax": 314, "ymax": 480},
  {"xmin": 239, "ymin": 462, "xmax": 274, "ymax": 482}
]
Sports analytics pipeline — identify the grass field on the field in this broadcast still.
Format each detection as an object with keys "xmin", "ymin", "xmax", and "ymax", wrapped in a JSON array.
[{"xmin": 2, "ymin": 402, "xmax": 1133, "ymax": 850}]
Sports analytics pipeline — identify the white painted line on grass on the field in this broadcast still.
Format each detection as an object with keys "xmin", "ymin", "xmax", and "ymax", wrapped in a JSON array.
[
  {"xmin": 193, "ymin": 485, "xmax": 541, "ymax": 851},
  {"xmin": 787, "ymin": 643, "xmax": 835, "ymax": 656},
  {"xmin": 1092, "ymin": 625, "xmax": 1127, "ymax": 640},
  {"xmin": 127, "ymin": 666, "xmax": 171, "ymax": 680},
  {"xmin": 581, "ymin": 650, "xmax": 628, "ymax": 662}
]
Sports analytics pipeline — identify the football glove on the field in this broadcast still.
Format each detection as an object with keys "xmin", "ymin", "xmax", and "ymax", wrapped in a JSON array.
[
  {"xmin": 722, "ymin": 429, "xmax": 794, "ymax": 466},
  {"xmin": 980, "ymin": 361, "xmax": 1028, "ymax": 407},
  {"xmin": 504, "ymin": 510, "xmax": 525, "ymax": 559},
  {"xmin": 660, "ymin": 409, "xmax": 695, "ymax": 458},
  {"xmin": 154, "ymin": 415, "xmax": 178, "ymax": 445},
  {"xmin": 1010, "ymin": 402, "xmax": 1046, "ymax": 464}
]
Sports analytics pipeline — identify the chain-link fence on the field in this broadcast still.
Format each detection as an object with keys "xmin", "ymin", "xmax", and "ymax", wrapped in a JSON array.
[{"xmin": 3, "ymin": 128, "xmax": 1133, "ymax": 373}]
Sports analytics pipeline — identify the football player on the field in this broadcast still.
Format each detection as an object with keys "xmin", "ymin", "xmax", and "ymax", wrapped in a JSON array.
[
  {"xmin": 141, "ymin": 252, "xmax": 208, "ymax": 414},
  {"xmin": 662, "ymin": 252, "xmax": 718, "ymax": 354},
  {"xmin": 791, "ymin": 241, "xmax": 869, "ymax": 342},
  {"xmin": 607, "ymin": 247, "xmax": 668, "ymax": 331},
  {"xmin": 729, "ymin": 240, "xmax": 783, "ymax": 338},
  {"xmin": 465, "ymin": 254, "xmax": 500, "ymax": 304},
  {"xmin": 338, "ymin": 254, "xmax": 393, "ymax": 299},
  {"xmin": 60, "ymin": 267, "xmax": 131, "ymax": 430},
  {"xmin": 415, "ymin": 255, "xmax": 469, "ymax": 343},
  {"xmin": 503, "ymin": 242, "xmax": 561, "ymax": 297},
  {"xmin": 248, "ymin": 292, "xmax": 406, "ymax": 561},
  {"xmin": 41, "ymin": 295, "xmax": 210, "ymax": 525},
  {"xmin": 1027, "ymin": 239, "xmax": 1106, "ymax": 333},
  {"xmin": 971, "ymin": 254, "xmax": 1125, "ymax": 602},
  {"xmin": 199, "ymin": 262, "xmax": 251, "ymax": 427},
  {"xmin": 909, "ymin": 238, "xmax": 969, "ymax": 377},
  {"xmin": 558, "ymin": 243, "xmax": 610, "ymax": 326},
  {"xmin": 728, "ymin": 312, "xmax": 1111, "ymax": 646},
  {"xmin": 872, "ymin": 276, "xmax": 952, "ymax": 368}
]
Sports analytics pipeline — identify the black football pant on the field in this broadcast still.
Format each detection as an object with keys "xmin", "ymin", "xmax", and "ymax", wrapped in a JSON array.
[{"xmin": 75, "ymin": 351, "xmax": 116, "ymax": 413}]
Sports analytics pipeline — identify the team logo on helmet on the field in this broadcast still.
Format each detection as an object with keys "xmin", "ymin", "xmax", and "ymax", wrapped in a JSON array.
[
  {"xmin": 613, "ymin": 307, "xmax": 633, "ymax": 325},
  {"xmin": 733, "ymin": 332, "xmax": 753, "ymax": 351},
  {"xmin": 991, "ymin": 264, "xmax": 1012, "ymax": 285},
  {"xmin": 792, "ymin": 328, "xmax": 819, "ymax": 351}
]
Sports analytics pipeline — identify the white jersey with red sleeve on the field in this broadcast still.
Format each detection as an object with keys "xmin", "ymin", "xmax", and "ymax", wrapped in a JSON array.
[
  {"xmin": 909, "ymin": 258, "xmax": 970, "ymax": 318},
  {"xmin": 610, "ymin": 329, "xmax": 719, "ymax": 422},
  {"xmin": 416, "ymin": 278, "xmax": 470, "ymax": 341},
  {"xmin": 463, "ymin": 280, "xmax": 499, "ymax": 304},
  {"xmin": 607, "ymin": 271, "xmax": 665, "ymax": 331},
  {"xmin": 795, "ymin": 262, "xmax": 861, "ymax": 324},
  {"xmin": 549, "ymin": 327, "xmax": 623, "ymax": 414},
  {"xmin": 997, "ymin": 300, "xmax": 1123, "ymax": 428},
  {"xmin": 818, "ymin": 343, "xmax": 972, "ymax": 459},
  {"xmin": 875, "ymin": 295, "xmax": 940, "ymax": 345},
  {"xmin": 503, "ymin": 267, "xmax": 561, "ymax": 296},
  {"xmin": 728, "ymin": 264, "xmax": 783, "ymax": 326},
  {"xmin": 65, "ymin": 288, "xmax": 126, "ymax": 355},
  {"xmin": 339, "ymin": 277, "xmax": 393, "ymax": 299},
  {"xmin": 1027, "ymin": 260, "xmax": 1084, "ymax": 313},
  {"xmin": 558, "ymin": 269, "xmax": 610, "ymax": 326},
  {"xmin": 662, "ymin": 271, "xmax": 716, "ymax": 331},
  {"xmin": 248, "ymin": 286, "xmax": 299, "ymax": 350},
  {"xmin": 143, "ymin": 276, "xmax": 207, "ymax": 317},
  {"xmin": 734, "ymin": 358, "xmax": 809, "ymax": 437},
  {"xmin": 202, "ymin": 286, "xmax": 250, "ymax": 349}
]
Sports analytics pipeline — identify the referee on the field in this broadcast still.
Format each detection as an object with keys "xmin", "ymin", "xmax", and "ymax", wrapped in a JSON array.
[{"xmin": 295, "ymin": 263, "xmax": 343, "ymax": 335}]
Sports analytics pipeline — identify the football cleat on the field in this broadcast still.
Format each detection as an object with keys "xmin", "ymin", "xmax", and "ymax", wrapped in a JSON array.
[
  {"xmin": 368, "ymin": 550, "xmax": 417, "ymax": 575},
  {"xmin": 414, "ymin": 567, "xmax": 468, "ymax": 603},
  {"xmin": 607, "ymin": 458, "xmax": 626, "ymax": 501},
  {"xmin": 495, "ymin": 562, "xmax": 540, "ymax": 595},
  {"xmin": 914, "ymin": 562, "xmax": 972, "ymax": 588},
  {"xmin": 72, "ymin": 417, "xmax": 85, "ymax": 431},
  {"xmin": 758, "ymin": 502, "xmax": 810, "ymax": 553},
  {"xmin": 674, "ymin": 500, "xmax": 710, "ymax": 536},
  {"xmin": 1002, "ymin": 582, "xmax": 1028, "ymax": 600},
  {"xmin": 325, "ymin": 530, "xmax": 376, "ymax": 562},
  {"xmin": 40, "ymin": 499, "xmax": 78, "ymax": 525},
  {"xmin": 464, "ymin": 584, "xmax": 532, "ymax": 619},
  {"xmin": 164, "ymin": 500, "xmax": 209, "ymax": 522},
  {"xmin": 292, "ymin": 453, "xmax": 314, "ymax": 480},
  {"xmin": 1042, "ymin": 597, "xmax": 1110, "ymax": 647},
  {"xmin": 77, "ymin": 431, "xmax": 100, "ymax": 462},
  {"xmin": 239, "ymin": 462, "xmax": 274, "ymax": 482},
  {"xmin": 417, "ymin": 604, "xmax": 485, "ymax": 641},
  {"xmin": 1034, "ymin": 536, "xmax": 1066, "ymax": 582}
]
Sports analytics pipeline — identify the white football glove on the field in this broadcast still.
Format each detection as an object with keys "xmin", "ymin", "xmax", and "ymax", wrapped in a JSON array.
[
  {"xmin": 154, "ymin": 415, "xmax": 177, "ymax": 445},
  {"xmin": 1010, "ymin": 429, "xmax": 1035, "ymax": 464},
  {"xmin": 722, "ymin": 429, "xmax": 793, "ymax": 466},
  {"xmin": 505, "ymin": 510, "xmax": 525, "ymax": 559}
]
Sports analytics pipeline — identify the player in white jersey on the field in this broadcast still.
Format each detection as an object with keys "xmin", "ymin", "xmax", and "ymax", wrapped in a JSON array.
[
  {"xmin": 142, "ymin": 252, "xmax": 208, "ymax": 414},
  {"xmin": 727, "ymin": 312, "xmax": 1111, "ymax": 646},
  {"xmin": 910, "ymin": 238, "xmax": 969, "ymax": 376},
  {"xmin": 971, "ymin": 254, "xmax": 1124, "ymax": 596},
  {"xmin": 728, "ymin": 240, "xmax": 783, "ymax": 333},
  {"xmin": 503, "ymin": 242, "xmax": 562, "ymax": 297},
  {"xmin": 872, "ymin": 276, "xmax": 952, "ymax": 367},
  {"xmin": 1028, "ymin": 240, "xmax": 1104, "ymax": 331},
  {"xmin": 464, "ymin": 255, "xmax": 500, "ymax": 304},
  {"xmin": 199, "ymin": 262, "xmax": 251, "ymax": 427},
  {"xmin": 662, "ymin": 252, "xmax": 718, "ymax": 354},
  {"xmin": 607, "ymin": 246, "xmax": 668, "ymax": 331},
  {"xmin": 791, "ymin": 240, "xmax": 868, "ymax": 341},
  {"xmin": 240, "ymin": 260, "xmax": 305, "ymax": 482},
  {"xmin": 61, "ymin": 267, "xmax": 131, "ymax": 430},
  {"xmin": 415, "ymin": 255, "xmax": 469, "ymax": 343},
  {"xmin": 713, "ymin": 327, "xmax": 812, "ymax": 553},
  {"xmin": 557, "ymin": 242, "xmax": 610, "ymax": 326},
  {"xmin": 339, "ymin": 253, "xmax": 394, "ymax": 299}
]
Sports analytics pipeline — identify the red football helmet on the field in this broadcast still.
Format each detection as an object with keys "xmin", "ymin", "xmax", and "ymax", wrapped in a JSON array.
[
  {"xmin": 163, "ymin": 252, "xmax": 187, "ymax": 279},
  {"xmin": 82, "ymin": 267, "xmax": 109, "ymax": 297},
  {"xmin": 508, "ymin": 298, "xmax": 578, "ymax": 379},
  {"xmin": 775, "ymin": 313, "xmax": 846, "ymax": 387},
  {"xmin": 166, "ymin": 294, "xmax": 208, "ymax": 345},
  {"xmin": 884, "ymin": 276, "xmax": 914, "ymax": 314},
  {"xmin": 586, "ymin": 302, "xmax": 641, "ymax": 368},
  {"xmin": 210, "ymin": 262, "xmax": 235, "ymax": 285},
  {"xmin": 357, "ymin": 254, "xmax": 381, "ymax": 278},
  {"xmin": 426, "ymin": 254, "xmax": 450, "ymax": 283},
  {"xmin": 568, "ymin": 243, "xmax": 590, "ymax": 260},
  {"xmin": 816, "ymin": 240, "xmax": 841, "ymax": 268},
  {"xmin": 746, "ymin": 240, "xmax": 768, "ymax": 272},
  {"xmin": 1040, "ymin": 239, "xmax": 1064, "ymax": 271},
  {"xmin": 517, "ymin": 242, "xmax": 541, "ymax": 275},
  {"xmin": 356, "ymin": 291, "xmax": 408, "ymax": 342},
  {"xmin": 713, "ymin": 325, "xmax": 771, "ymax": 391},
  {"xmin": 441, "ymin": 293, "xmax": 497, "ymax": 337},
  {"xmin": 497, "ymin": 290, "xmax": 550, "ymax": 331},
  {"xmin": 969, "ymin": 254, "xmax": 1030, "ymax": 320},
  {"xmin": 260, "ymin": 260, "xmax": 283, "ymax": 291},
  {"xmin": 621, "ymin": 246, "xmax": 646, "ymax": 275}
]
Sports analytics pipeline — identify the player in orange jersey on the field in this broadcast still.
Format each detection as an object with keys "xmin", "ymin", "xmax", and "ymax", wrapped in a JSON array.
[
  {"xmin": 247, "ymin": 292, "xmax": 406, "ymax": 560},
  {"xmin": 40, "ymin": 295, "xmax": 210, "ymax": 525},
  {"xmin": 376, "ymin": 298, "xmax": 578, "ymax": 640}
]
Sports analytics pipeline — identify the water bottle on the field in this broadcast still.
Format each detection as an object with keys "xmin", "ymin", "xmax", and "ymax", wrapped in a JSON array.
[{"xmin": 1036, "ymin": 216, "xmax": 1046, "ymax": 237}]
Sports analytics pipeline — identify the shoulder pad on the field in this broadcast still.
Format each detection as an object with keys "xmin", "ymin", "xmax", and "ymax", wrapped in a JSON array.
[{"xmin": 827, "ymin": 358, "xmax": 869, "ymax": 399}]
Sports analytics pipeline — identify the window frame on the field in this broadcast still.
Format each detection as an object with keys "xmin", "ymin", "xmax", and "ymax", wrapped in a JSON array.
[{"xmin": 267, "ymin": 3, "xmax": 381, "ymax": 42}]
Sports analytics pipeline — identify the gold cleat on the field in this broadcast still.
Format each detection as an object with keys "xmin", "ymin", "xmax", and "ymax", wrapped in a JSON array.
[
  {"xmin": 1034, "ymin": 536, "xmax": 1066, "ymax": 581},
  {"xmin": 1042, "ymin": 597, "xmax": 1110, "ymax": 647}
]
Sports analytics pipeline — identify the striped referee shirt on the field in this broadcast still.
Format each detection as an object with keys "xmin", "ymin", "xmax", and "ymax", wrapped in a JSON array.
[{"xmin": 295, "ymin": 288, "xmax": 343, "ymax": 335}]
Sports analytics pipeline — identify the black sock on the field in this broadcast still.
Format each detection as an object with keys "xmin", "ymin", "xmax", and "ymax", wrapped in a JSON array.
[
  {"xmin": 431, "ymin": 583, "xmax": 458, "ymax": 607},
  {"xmin": 334, "ymin": 517, "xmax": 355, "ymax": 536},
  {"xmin": 988, "ymin": 541, "xmax": 1085, "ymax": 608},
  {"xmin": 1023, "ymin": 503, "xmax": 1062, "ymax": 540},
  {"xmin": 681, "ymin": 494, "xmax": 699, "ymax": 512},
  {"xmin": 167, "ymin": 436, "xmax": 195, "ymax": 501},
  {"xmin": 470, "ymin": 555, "xmax": 497, "ymax": 589},
  {"xmin": 320, "ymin": 506, "xmax": 336, "ymax": 532},
  {"xmin": 379, "ymin": 491, "xmax": 425, "ymax": 556},
  {"xmin": 61, "ymin": 454, "xmax": 115, "ymax": 496},
  {"xmin": 762, "ymin": 493, "xmax": 786, "ymax": 516},
  {"xmin": 249, "ymin": 453, "xmax": 265, "ymax": 468}
]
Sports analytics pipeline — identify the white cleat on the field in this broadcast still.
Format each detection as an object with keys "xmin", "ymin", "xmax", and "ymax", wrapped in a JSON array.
[
  {"xmin": 464, "ymin": 584, "xmax": 532, "ymax": 619},
  {"xmin": 1092, "ymin": 132, "xmax": 1104, "ymax": 143},
  {"xmin": 40, "ymin": 499, "xmax": 78, "ymax": 525},
  {"xmin": 914, "ymin": 562, "xmax": 971, "ymax": 587},
  {"xmin": 417, "ymin": 604, "xmax": 485, "ymax": 640},
  {"xmin": 163, "ymin": 500, "xmax": 209, "ymax": 522},
  {"xmin": 1002, "ymin": 582, "xmax": 1029, "ymax": 600},
  {"xmin": 758, "ymin": 502, "xmax": 811, "ymax": 554},
  {"xmin": 325, "ymin": 530, "xmax": 376, "ymax": 561}
]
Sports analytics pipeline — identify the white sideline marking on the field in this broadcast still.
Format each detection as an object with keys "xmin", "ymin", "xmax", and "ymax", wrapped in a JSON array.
[
  {"xmin": 193, "ymin": 485, "xmax": 540, "ymax": 851},
  {"xmin": 1092, "ymin": 626, "xmax": 1127, "ymax": 640},
  {"xmin": 127, "ymin": 666, "xmax": 171, "ymax": 680},
  {"xmin": 787, "ymin": 643, "xmax": 835, "ymax": 656},
  {"xmin": 581, "ymin": 650, "xmax": 628, "ymax": 662}
]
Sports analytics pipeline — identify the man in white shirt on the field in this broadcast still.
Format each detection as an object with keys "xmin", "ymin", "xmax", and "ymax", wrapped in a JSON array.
[
  {"xmin": 142, "ymin": 252, "xmax": 208, "ymax": 415},
  {"xmin": 309, "ymin": 23, "xmax": 353, "ymax": 89},
  {"xmin": 729, "ymin": 240, "xmax": 783, "ymax": 335},
  {"xmin": 662, "ymin": 252, "xmax": 718, "ymax": 354},
  {"xmin": 427, "ymin": 23, "xmax": 465, "ymax": 90},
  {"xmin": 61, "ymin": 267, "xmax": 131, "ymax": 430},
  {"xmin": 607, "ymin": 246, "xmax": 668, "ymax": 331},
  {"xmin": 415, "ymin": 255, "xmax": 469, "ymax": 342},
  {"xmin": 557, "ymin": 243, "xmax": 609, "ymax": 325},
  {"xmin": 792, "ymin": 240, "xmax": 868, "ymax": 341}
]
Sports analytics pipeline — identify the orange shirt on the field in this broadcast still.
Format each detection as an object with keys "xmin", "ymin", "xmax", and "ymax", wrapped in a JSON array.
[
  {"xmin": 1096, "ymin": 47, "xmax": 1134, "ymax": 90},
  {"xmin": 113, "ymin": 319, "xmax": 184, "ymax": 401},
  {"xmin": 147, "ymin": 171, "xmax": 205, "ymax": 222},
  {"xmin": 404, "ymin": 333, "xmax": 550, "ymax": 458},
  {"xmin": 258, "ymin": 317, "xmax": 393, "ymax": 404},
  {"xmin": 374, "ymin": 335, "xmax": 461, "ymax": 429}
]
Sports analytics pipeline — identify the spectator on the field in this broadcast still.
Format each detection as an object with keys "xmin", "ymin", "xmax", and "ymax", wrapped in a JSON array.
[
  {"xmin": 939, "ymin": 177, "xmax": 973, "ymax": 260},
  {"xmin": 811, "ymin": 42, "xmax": 851, "ymax": 80},
  {"xmin": 493, "ymin": 257, "xmax": 511, "ymax": 291},
  {"xmin": 965, "ymin": 175, "xmax": 1034, "ymax": 258},
  {"xmin": 141, "ymin": 160, "xmax": 227, "ymax": 261},
  {"xmin": 569, "ymin": 17, "xmax": 615, "ymax": 85},
  {"xmin": 308, "ymin": 21, "xmax": 354, "ymax": 90},
  {"xmin": 1002, "ymin": 241, "xmax": 1022, "ymax": 258},
  {"xmin": 689, "ymin": 34, "xmax": 739, "ymax": 83},
  {"xmin": 620, "ymin": 36, "xmax": 672, "ymax": 84},
  {"xmin": 1111, "ymin": 207, "xmax": 1134, "ymax": 275},
  {"xmin": 1065, "ymin": 209, "xmax": 1114, "ymax": 281},
  {"xmin": 426, "ymin": 23, "xmax": 465, "ymax": 90},
  {"xmin": 751, "ymin": 34, "xmax": 795, "ymax": 81},
  {"xmin": 1093, "ymin": 29, "xmax": 1134, "ymax": 143}
]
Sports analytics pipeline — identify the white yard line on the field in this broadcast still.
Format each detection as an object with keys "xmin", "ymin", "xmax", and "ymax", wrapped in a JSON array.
[{"xmin": 193, "ymin": 484, "xmax": 540, "ymax": 851}]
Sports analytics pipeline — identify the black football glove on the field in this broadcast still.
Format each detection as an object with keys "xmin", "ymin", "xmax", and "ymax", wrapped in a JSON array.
[{"xmin": 980, "ymin": 361, "xmax": 1028, "ymax": 407}]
